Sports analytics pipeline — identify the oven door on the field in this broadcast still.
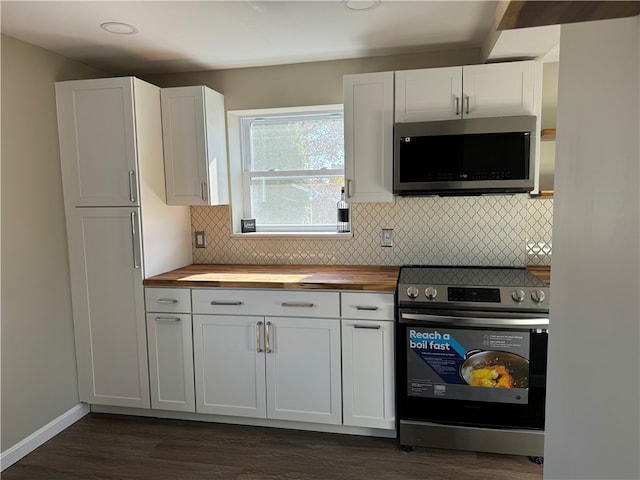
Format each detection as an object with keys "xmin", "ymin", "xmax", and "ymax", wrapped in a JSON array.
[{"xmin": 397, "ymin": 309, "xmax": 548, "ymax": 430}]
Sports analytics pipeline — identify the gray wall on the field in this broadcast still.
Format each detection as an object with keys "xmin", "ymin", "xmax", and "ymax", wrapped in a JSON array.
[
  {"xmin": 143, "ymin": 48, "xmax": 480, "ymax": 110},
  {"xmin": 0, "ymin": 35, "xmax": 108, "ymax": 451},
  {"xmin": 543, "ymin": 17, "xmax": 639, "ymax": 479}
]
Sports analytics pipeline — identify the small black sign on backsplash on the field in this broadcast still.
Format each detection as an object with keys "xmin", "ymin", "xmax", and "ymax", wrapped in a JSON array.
[{"xmin": 241, "ymin": 218, "xmax": 256, "ymax": 233}]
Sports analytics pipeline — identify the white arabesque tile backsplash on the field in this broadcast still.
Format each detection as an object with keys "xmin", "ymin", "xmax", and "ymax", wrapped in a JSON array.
[{"xmin": 191, "ymin": 195, "xmax": 553, "ymax": 266}]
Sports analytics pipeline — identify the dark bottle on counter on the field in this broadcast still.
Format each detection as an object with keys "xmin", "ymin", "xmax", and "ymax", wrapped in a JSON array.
[{"xmin": 337, "ymin": 186, "xmax": 350, "ymax": 233}]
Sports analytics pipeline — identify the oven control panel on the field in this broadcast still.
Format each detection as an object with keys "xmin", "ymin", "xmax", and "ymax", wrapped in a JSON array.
[{"xmin": 398, "ymin": 284, "xmax": 550, "ymax": 310}]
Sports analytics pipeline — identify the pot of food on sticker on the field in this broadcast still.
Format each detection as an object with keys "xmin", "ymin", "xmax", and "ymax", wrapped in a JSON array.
[{"xmin": 460, "ymin": 350, "xmax": 529, "ymax": 388}]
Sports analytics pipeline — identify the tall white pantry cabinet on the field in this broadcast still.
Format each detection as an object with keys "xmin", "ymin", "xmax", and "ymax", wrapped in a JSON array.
[{"xmin": 55, "ymin": 77, "xmax": 191, "ymax": 408}]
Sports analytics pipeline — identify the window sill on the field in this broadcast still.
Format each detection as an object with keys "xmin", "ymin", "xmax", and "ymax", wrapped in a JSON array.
[{"xmin": 231, "ymin": 231, "xmax": 353, "ymax": 240}]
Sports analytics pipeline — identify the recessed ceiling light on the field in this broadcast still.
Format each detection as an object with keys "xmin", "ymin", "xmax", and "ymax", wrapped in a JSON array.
[
  {"xmin": 342, "ymin": 0, "xmax": 381, "ymax": 11},
  {"xmin": 100, "ymin": 22, "xmax": 139, "ymax": 35}
]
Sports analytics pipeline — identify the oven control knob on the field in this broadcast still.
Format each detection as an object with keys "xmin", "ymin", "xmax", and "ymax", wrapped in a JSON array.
[
  {"xmin": 511, "ymin": 289, "xmax": 526, "ymax": 303},
  {"xmin": 531, "ymin": 289, "xmax": 546, "ymax": 303},
  {"xmin": 406, "ymin": 286, "xmax": 419, "ymax": 299},
  {"xmin": 424, "ymin": 287, "xmax": 438, "ymax": 300}
]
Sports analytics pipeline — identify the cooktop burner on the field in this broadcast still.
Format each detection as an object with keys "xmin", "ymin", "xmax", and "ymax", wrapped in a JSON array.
[{"xmin": 397, "ymin": 265, "xmax": 549, "ymax": 312}]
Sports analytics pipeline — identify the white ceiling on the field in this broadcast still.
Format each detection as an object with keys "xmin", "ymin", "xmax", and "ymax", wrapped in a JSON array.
[{"xmin": 0, "ymin": 0, "xmax": 559, "ymax": 75}]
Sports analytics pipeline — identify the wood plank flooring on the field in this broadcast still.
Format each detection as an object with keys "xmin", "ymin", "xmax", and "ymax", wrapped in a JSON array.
[{"xmin": 3, "ymin": 413, "xmax": 543, "ymax": 480}]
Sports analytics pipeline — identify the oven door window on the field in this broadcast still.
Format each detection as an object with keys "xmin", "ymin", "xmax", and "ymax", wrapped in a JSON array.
[{"xmin": 407, "ymin": 327, "xmax": 530, "ymax": 405}]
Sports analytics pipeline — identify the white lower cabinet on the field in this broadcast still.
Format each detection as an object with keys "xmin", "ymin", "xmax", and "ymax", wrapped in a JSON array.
[
  {"xmin": 145, "ymin": 287, "xmax": 195, "ymax": 412},
  {"xmin": 144, "ymin": 287, "xmax": 394, "ymax": 432},
  {"xmin": 193, "ymin": 315, "xmax": 267, "ymax": 418},
  {"xmin": 146, "ymin": 313, "xmax": 195, "ymax": 412},
  {"xmin": 191, "ymin": 289, "xmax": 342, "ymax": 425},
  {"xmin": 265, "ymin": 316, "xmax": 342, "ymax": 424},
  {"xmin": 341, "ymin": 293, "xmax": 395, "ymax": 430}
]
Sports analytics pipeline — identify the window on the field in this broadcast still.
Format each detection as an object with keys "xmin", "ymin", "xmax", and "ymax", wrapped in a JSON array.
[{"xmin": 235, "ymin": 107, "xmax": 345, "ymax": 233}]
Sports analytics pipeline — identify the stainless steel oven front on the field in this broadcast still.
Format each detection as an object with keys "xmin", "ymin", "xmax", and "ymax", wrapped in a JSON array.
[{"xmin": 396, "ymin": 266, "xmax": 550, "ymax": 458}]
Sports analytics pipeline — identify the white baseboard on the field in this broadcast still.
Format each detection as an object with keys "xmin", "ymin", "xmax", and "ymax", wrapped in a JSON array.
[{"xmin": 1, "ymin": 403, "xmax": 89, "ymax": 471}]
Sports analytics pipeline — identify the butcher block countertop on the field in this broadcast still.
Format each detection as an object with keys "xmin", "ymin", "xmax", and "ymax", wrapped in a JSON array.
[{"xmin": 144, "ymin": 264, "xmax": 401, "ymax": 292}]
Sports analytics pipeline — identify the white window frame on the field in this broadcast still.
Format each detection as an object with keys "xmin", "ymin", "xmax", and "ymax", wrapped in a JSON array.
[{"xmin": 227, "ymin": 104, "xmax": 348, "ymax": 237}]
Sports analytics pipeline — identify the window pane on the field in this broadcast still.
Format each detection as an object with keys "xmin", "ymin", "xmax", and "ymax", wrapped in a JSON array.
[
  {"xmin": 250, "ymin": 176, "xmax": 342, "ymax": 227},
  {"xmin": 249, "ymin": 117, "xmax": 344, "ymax": 172}
]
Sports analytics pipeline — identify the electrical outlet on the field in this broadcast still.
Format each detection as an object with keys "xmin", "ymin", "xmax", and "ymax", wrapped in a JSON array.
[
  {"xmin": 195, "ymin": 231, "xmax": 206, "ymax": 248},
  {"xmin": 381, "ymin": 229, "xmax": 393, "ymax": 247}
]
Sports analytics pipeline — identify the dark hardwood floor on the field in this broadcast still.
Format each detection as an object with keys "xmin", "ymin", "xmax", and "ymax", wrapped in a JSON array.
[{"xmin": 3, "ymin": 413, "xmax": 543, "ymax": 480}]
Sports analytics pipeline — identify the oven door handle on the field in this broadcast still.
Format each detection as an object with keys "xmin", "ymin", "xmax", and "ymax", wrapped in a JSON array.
[{"xmin": 400, "ymin": 312, "xmax": 549, "ymax": 328}]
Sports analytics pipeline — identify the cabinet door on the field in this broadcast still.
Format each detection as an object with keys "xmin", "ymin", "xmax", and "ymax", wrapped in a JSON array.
[
  {"xmin": 463, "ymin": 61, "xmax": 536, "ymax": 119},
  {"xmin": 55, "ymin": 77, "xmax": 139, "ymax": 207},
  {"xmin": 265, "ymin": 317, "xmax": 342, "ymax": 425},
  {"xmin": 395, "ymin": 67, "xmax": 463, "ymax": 122},
  {"xmin": 66, "ymin": 207, "xmax": 149, "ymax": 408},
  {"xmin": 343, "ymin": 72, "xmax": 394, "ymax": 203},
  {"xmin": 161, "ymin": 86, "xmax": 229, "ymax": 206},
  {"xmin": 342, "ymin": 320, "xmax": 395, "ymax": 429},
  {"xmin": 146, "ymin": 314, "xmax": 195, "ymax": 412},
  {"xmin": 193, "ymin": 315, "xmax": 267, "ymax": 418}
]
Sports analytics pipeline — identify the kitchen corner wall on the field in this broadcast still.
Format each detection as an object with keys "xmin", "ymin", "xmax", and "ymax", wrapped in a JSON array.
[{"xmin": 191, "ymin": 195, "xmax": 553, "ymax": 267}]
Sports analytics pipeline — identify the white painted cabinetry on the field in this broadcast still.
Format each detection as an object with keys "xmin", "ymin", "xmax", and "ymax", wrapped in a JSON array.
[
  {"xmin": 55, "ymin": 77, "xmax": 191, "ymax": 408},
  {"xmin": 161, "ymin": 86, "xmax": 229, "ymax": 205},
  {"xmin": 145, "ymin": 288, "xmax": 195, "ymax": 412},
  {"xmin": 343, "ymin": 71, "xmax": 395, "ymax": 203},
  {"xmin": 66, "ymin": 207, "xmax": 148, "ymax": 408},
  {"xmin": 340, "ymin": 293, "xmax": 395, "ymax": 430},
  {"xmin": 395, "ymin": 60, "xmax": 540, "ymax": 122},
  {"xmin": 395, "ymin": 66, "xmax": 463, "ymax": 122},
  {"xmin": 192, "ymin": 289, "xmax": 342, "ymax": 425},
  {"xmin": 56, "ymin": 77, "xmax": 141, "ymax": 208},
  {"xmin": 193, "ymin": 314, "xmax": 267, "ymax": 418}
]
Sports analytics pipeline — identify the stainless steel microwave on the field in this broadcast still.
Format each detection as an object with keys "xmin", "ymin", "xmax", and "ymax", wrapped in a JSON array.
[{"xmin": 393, "ymin": 115, "xmax": 537, "ymax": 196}]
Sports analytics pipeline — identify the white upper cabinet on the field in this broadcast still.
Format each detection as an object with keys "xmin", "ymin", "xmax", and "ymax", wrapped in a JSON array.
[
  {"xmin": 343, "ymin": 71, "xmax": 394, "ymax": 203},
  {"xmin": 395, "ymin": 66, "xmax": 463, "ymax": 122},
  {"xmin": 56, "ymin": 77, "xmax": 140, "ymax": 207},
  {"xmin": 463, "ymin": 61, "xmax": 537, "ymax": 119},
  {"xmin": 161, "ymin": 86, "xmax": 229, "ymax": 206},
  {"xmin": 395, "ymin": 60, "xmax": 539, "ymax": 122}
]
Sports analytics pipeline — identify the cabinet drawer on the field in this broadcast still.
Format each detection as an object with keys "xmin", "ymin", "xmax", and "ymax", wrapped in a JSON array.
[
  {"xmin": 145, "ymin": 287, "xmax": 191, "ymax": 313},
  {"xmin": 341, "ymin": 292, "xmax": 394, "ymax": 320},
  {"xmin": 192, "ymin": 289, "xmax": 340, "ymax": 318}
]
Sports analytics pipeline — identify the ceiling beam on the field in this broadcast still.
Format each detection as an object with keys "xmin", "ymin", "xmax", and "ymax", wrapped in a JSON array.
[{"xmin": 498, "ymin": 1, "xmax": 640, "ymax": 30}]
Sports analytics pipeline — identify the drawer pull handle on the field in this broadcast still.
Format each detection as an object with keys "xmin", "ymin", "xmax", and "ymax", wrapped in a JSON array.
[
  {"xmin": 354, "ymin": 324, "xmax": 381, "ymax": 330},
  {"xmin": 157, "ymin": 298, "xmax": 178, "ymax": 304},
  {"xmin": 281, "ymin": 302, "xmax": 314, "ymax": 308},
  {"xmin": 265, "ymin": 321, "xmax": 272, "ymax": 353},
  {"xmin": 154, "ymin": 317, "xmax": 181, "ymax": 323},
  {"xmin": 210, "ymin": 301, "xmax": 243, "ymax": 306},
  {"xmin": 256, "ymin": 321, "xmax": 263, "ymax": 353},
  {"xmin": 355, "ymin": 305, "xmax": 379, "ymax": 311}
]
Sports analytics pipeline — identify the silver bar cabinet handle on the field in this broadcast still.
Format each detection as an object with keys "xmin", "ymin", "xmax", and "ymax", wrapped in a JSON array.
[
  {"xmin": 265, "ymin": 321, "xmax": 272, "ymax": 353},
  {"xmin": 346, "ymin": 179, "xmax": 353, "ymax": 198},
  {"xmin": 281, "ymin": 302, "xmax": 314, "ymax": 308},
  {"xmin": 157, "ymin": 298, "xmax": 178, "ymax": 304},
  {"xmin": 130, "ymin": 211, "xmax": 140, "ymax": 269},
  {"xmin": 128, "ymin": 170, "xmax": 136, "ymax": 203},
  {"xmin": 465, "ymin": 95, "xmax": 470, "ymax": 115},
  {"xmin": 454, "ymin": 96, "xmax": 460, "ymax": 115},
  {"xmin": 210, "ymin": 300, "xmax": 243, "ymax": 306},
  {"xmin": 200, "ymin": 182, "xmax": 208, "ymax": 202},
  {"xmin": 356, "ymin": 305, "xmax": 379, "ymax": 311},
  {"xmin": 154, "ymin": 317, "xmax": 181, "ymax": 323},
  {"xmin": 354, "ymin": 324, "xmax": 381, "ymax": 330},
  {"xmin": 256, "ymin": 321, "xmax": 263, "ymax": 353}
]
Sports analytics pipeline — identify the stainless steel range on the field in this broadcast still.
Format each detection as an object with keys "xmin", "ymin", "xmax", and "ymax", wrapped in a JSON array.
[{"xmin": 396, "ymin": 266, "xmax": 549, "ymax": 459}]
